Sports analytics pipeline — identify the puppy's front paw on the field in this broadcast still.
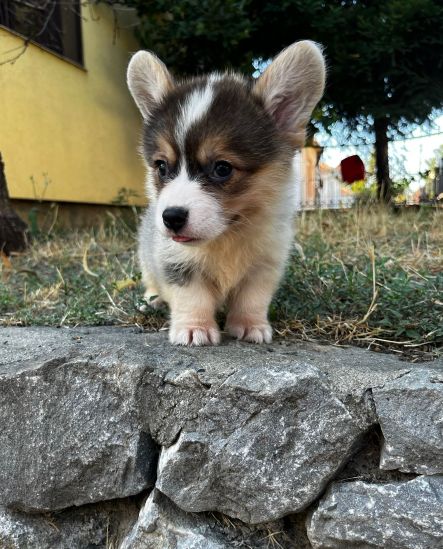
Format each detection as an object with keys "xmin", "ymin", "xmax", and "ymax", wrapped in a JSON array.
[
  {"xmin": 169, "ymin": 322, "xmax": 221, "ymax": 346},
  {"xmin": 226, "ymin": 317, "xmax": 273, "ymax": 344}
]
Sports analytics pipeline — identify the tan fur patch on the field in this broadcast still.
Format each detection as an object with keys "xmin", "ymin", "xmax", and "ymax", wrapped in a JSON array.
[
  {"xmin": 193, "ymin": 159, "xmax": 293, "ymax": 298},
  {"xmin": 196, "ymin": 137, "xmax": 258, "ymax": 171},
  {"xmin": 154, "ymin": 136, "xmax": 177, "ymax": 165},
  {"xmin": 220, "ymin": 158, "xmax": 291, "ymax": 220}
]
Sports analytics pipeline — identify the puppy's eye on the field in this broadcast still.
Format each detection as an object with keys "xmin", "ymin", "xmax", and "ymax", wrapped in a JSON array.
[
  {"xmin": 212, "ymin": 161, "xmax": 233, "ymax": 181},
  {"xmin": 154, "ymin": 160, "xmax": 168, "ymax": 179}
]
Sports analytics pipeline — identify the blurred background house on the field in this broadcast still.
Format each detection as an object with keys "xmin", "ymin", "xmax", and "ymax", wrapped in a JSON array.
[
  {"xmin": 0, "ymin": 1, "xmax": 145, "ymax": 225},
  {"xmin": 297, "ymin": 146, "xmax": 355, "ymax": 210}
]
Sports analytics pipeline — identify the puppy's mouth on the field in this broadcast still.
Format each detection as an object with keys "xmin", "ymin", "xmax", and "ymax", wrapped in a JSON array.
[{"xmin": 172, "ymin": 235, "xmax": 200, "ymax": 243}]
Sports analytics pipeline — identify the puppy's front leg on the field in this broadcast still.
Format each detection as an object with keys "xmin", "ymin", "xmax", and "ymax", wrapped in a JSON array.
[
  {"xmin": 140, "ymin": 270, "xmax": 165, "ymax": 311},
  {"xmin": 226, "ymin": 264, "xmax": 282, "ymax": 344},
  {"xmin": 169, "ymin": 279, "xmax": 220, "ymax": 346}
]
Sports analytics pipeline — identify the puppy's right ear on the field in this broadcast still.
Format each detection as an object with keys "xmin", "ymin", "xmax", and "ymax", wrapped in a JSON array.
[
  {"xmin": 253, "ymin": 41, "xmax": 326, "ymax": 148},
  {"xmin": 127, "ymin": 51, "xmax": 173, "ymax": 119}
]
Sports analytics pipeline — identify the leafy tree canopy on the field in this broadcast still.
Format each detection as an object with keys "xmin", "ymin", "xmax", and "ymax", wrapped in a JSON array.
[
  {"xmin": 117, "ymin": 0, "xmax": 443, "ymax": 199},
  {"xmin": 122, "ymin": 0, "xmax": 442, "ymax": 125}
]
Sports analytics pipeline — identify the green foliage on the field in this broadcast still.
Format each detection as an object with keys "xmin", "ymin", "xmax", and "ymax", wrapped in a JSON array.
[
  {"xmin": 350, "ymin": 179, "xmax": 377, "ymax": 204},
  {"xmin": 390, "ymin": 176, "xmax": 414, "ymax": 198},
  {"xmin": 120, "ymin": 0, "xmax": 255, "ymax": 74},
  {"xmin": 120, "ymin": 0, "xmax": 443, "ymax": 133},
  {"xmin": 263, "ymin": 0, "xmax": 443, "ymax": 130}
]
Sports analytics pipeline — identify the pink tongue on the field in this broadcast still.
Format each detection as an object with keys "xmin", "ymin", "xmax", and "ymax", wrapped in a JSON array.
[{"xmin": 173, "ymin": 235, "xmax": 194, "ymax": 242}]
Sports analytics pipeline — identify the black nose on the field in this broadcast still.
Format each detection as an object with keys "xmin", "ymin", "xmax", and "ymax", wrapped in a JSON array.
[{"xmin": 162, "ymin": 207, "xmax": 188, "ymax": 232}]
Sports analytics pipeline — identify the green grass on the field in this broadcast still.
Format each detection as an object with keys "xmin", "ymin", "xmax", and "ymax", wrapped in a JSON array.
[
  {"xmin": 0, "ymin": 214, "xmax": 148, "ymax": 328},
  {"xmin": 1, "ymin": 206, "xmax": 442, "ymax": 359},
  {"xmin": 274, "ymin": 207, "xmax": 443, "ymax": 359}
]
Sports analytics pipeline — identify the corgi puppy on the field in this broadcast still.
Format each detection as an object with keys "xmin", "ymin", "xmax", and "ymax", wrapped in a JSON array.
[{"xmin": 127, "ymin": 41, "xmax": 325, "ymax": 346}]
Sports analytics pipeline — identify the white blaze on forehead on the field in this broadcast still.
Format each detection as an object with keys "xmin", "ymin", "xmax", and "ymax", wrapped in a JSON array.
[
  {"xmin": 177, "ymin": 83, "xmax": 214, "ymax": 146},
  {"xmin": 209, "ymin": 71, "xmax": 245, "ymax": 85},
  {"xmin": 209, "ymin": 72, "xmax": 224, "ymax": 84}
]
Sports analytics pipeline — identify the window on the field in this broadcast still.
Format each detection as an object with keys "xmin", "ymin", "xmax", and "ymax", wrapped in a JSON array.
[{"xmin": 0, "ymin": 0, "xmax": 83, "ymax": 66}]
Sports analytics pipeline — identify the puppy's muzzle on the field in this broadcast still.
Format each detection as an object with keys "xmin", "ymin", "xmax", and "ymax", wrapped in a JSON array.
[{"xmin": 162, "ymin": 207, "xmax": 188, "ymax": 233}]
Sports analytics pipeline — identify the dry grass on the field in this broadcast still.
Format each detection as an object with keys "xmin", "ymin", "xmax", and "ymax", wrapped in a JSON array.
[
  {"xmin": 1, "ymin": 205, "xmax": 442, "ymax": 359},
  {"xmin": 274, "ymin": 205, "xmax": 443, "ymax": 360},
  {"xmin": 0, "ymin": 212, "xmax": 150, "ymax": 328}
]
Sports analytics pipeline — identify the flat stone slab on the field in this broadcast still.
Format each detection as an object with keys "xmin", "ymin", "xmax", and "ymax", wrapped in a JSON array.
[
  {"xmin": 307, "ymin": 476, "xmax": 443, "ymax": 548},
  {"xmin": 1, "ymin": 327, "xmax": 442, "ymax": 525}
]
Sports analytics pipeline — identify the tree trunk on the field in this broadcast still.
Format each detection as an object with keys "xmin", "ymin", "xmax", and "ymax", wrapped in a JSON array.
[
  {"xmin": 0, "ymin": 152, "xmax": 11, "ymax": 210},
  {"xmin": 374, "ymin": 117, "xmax": 391, "ymax": 202},
  {"xmin": 0, "ymin": 152, "xmax": 28, "ymax": 255}
]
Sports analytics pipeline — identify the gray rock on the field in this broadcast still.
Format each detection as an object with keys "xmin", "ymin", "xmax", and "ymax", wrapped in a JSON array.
[
  {"xmin": 155, "ymin": 362, "xmax": 366, "ymax": 523},
  {"xmin": 121, "ymin": 489, "xmax": 227, "ymax": 549},
  {"xmin": 335, "ymin": 427, "xmax": 416, "ymax": 484},
  {"xmin": 0, "ymin": 499, "xmax": 138, "ymax": 549},
  {"xmin": 0, "ymin": 340, "xmax": 157, "ymax": 511},
  {"xmin": 121, "ymin": 489, "xmax": 291, "ymax": 549},
  {"xmin": 373, "ymin": 369, "xmax": 443, "ymax": 474},
  {"xmin": 1, "ymin": 327, "xmax": 442, "ymax": 526},
  {"xmin": 306, "ymin": 476, "xmax": 443, "ymax": 549}
]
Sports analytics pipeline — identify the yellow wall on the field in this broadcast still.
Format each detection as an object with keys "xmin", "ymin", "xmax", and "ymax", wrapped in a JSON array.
[{"xmin": 0, "ymin": 4, "xmax": 146, "ymax": 206}]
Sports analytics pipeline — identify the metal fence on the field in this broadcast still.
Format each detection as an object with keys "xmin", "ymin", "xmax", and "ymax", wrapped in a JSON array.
[
  {"xmin": 294, "ymin": 151, "xmax": 356, "ymax": 211},
  {"xmin": 294, "ymin": 150, "xmax": 443, "ymax": 211}
]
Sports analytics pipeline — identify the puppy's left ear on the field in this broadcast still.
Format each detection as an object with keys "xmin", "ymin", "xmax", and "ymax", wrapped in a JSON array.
[{"xmin": 253, "ymin": 41, "xmax": 326, "ymax": 148}]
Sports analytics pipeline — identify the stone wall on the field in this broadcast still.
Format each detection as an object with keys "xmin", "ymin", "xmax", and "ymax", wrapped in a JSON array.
[{"xmin": 1, "ymin": 327, "xmax": 442, "ymax": 548}]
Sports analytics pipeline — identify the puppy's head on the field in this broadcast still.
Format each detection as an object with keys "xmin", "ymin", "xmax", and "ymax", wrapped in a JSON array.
[{"xmin": 128, "ymin": 42, "xmax": 325, "ymax": 244}]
